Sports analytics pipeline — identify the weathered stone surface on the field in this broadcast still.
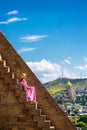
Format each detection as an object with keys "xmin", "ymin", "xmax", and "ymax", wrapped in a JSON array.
[{"xmin": 0, "ymin": 31, "xmax": 77, "ymax": 130}]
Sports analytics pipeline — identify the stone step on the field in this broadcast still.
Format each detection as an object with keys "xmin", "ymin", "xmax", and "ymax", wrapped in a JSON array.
[
  {"xmin": 45, "ymin": 119, "xmax": 50, "ymax": 125},
  {"xmin": 50, "ymin": 126, "xmax": 55, "ymax": 130},
  {"xmin": 40, "ymin": 114, "xmax": 46, "ymax": 118},
  {"xmin": 0, "ymin": 71, "xmax": 13, "ymax": 78},
  {"xmin": 25, "ymin": 102, "xmax": 35, "ymax": 108},
  {"xmin": 38, "ymin": 119, "xmax": 50, "ymax": 128},
  {"xmin": 29, "ymin": 107, "xmax": 41, "ymax": 116},
  {"xmin": 42, "ymin": 126, "xmax": 55, "ymax": 130},
  {"xmin": 0, "ymin": 54, "xmax": 2, "ymax": 61},
  {"xmin": 0, "ymin": 54, "xmax": 56, "ymax": 130},
  {"xmin": 0, "ymin": 60, "xmax": 6, "ymax": 68},
  {"xmin": 0, "ymin": 60, "xmax": 10, "ymax": 72},
  {"xmin": 0, "ymin": 62, "xmax": 10, "ymax": 72},
  {"xmin": 0, "ymin": 60, "xmax": 6, "ymax": 67},
  {"xmin": 0, "ymin": 61, "xmax": 4, "ymax": 67},
  {"xmin": 4, "ymin": 77, "xmax": 18, "ymax": 85},
  {"xmin": 0, "ymin": 66, "xmax": 10, "ymax": 73},
  {"xmin": 33, "ymin": 114, "xmax": 45, "ymax": 122}
]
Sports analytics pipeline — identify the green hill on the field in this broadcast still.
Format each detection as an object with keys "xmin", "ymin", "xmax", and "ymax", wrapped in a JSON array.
[{"xmin": 43, "ymin": 78, "xmax": 87, "ymax": 94}]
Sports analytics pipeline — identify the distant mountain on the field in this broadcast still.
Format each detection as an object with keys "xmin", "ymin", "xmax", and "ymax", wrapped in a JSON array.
[
  {"xmin": 43, "ymin": 78, "xmax": 87, "ymax": 94},
  {"xmin": 44, "ymin": 78, "xmax": 87, "ymax": 87}
]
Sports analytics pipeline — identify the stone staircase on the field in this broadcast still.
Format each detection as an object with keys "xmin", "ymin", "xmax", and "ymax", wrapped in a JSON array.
[
  {"xmin": 0, "ymin": 54, "xmax": 55, "ymax": 130},
  {"xmin": 0, "ymin": 31, "xmax": 77, "ymax": 130}
]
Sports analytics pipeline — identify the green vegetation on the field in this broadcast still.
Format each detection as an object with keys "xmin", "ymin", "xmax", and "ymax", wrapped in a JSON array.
[
  {"xmin": 82, "ymin": 125, "xmax": 87, "ymax": 130},
  {"xmin": 44, "ymin": 78, "xmax": 87, "ymax": 129},
  {"xmin": 76, "ymin": 115, "xmax": 87, "ymax": 130},
  {"xmin": 78, "ymin": 115, "xmax": 87, "ymax": 123},
  {"xmin": 46, "ymin": 85, "xmax": 64, "ymax": 94},
  {"xmin": 44, "ymin": 78, "xmax": 87, "ymax": 95},
  {"xmin": 76, "ymin": 121, "xmax": 85, "ymax": 127}
]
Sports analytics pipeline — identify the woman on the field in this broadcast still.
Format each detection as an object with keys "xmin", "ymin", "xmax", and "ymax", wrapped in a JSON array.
[{"xmin": 19, "ymin": 73, "xmax": 37, "ymax": 104}]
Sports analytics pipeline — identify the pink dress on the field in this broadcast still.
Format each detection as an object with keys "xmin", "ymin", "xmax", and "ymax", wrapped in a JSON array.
[{"xmin": 19, "ymin": 79, "xmax": 36, "ymax": 102}]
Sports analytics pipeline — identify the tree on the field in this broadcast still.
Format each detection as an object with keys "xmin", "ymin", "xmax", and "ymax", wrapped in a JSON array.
[
  {"xmin": 82, "ymin": 125, "xmax": 87, "ymax": 130},
  {"xmin": 78, "ymin": 115, "xmax": 87, "ymax": 123},
  {"xmin": 76, "ymin": 121, "xmax": 85, "ymax": 127}
]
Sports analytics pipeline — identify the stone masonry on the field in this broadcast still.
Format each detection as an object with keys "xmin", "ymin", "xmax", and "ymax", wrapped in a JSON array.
[{"xmin": 0, "ymin": 31, "xmax": 77, "ymax": 130}]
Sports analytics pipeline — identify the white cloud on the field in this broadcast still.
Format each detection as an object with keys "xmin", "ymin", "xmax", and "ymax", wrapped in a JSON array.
[
  {"xmin": 0, "ymin": 10, "xmax": 27, "ymax": 24},
  {"xmin": 0, "ymin": 21, "xmax": 8, "ymax": 24},
  {"xmin": 6, "ymin": 10, "xmax": 18, "ymax": 15},
  {"xmin": 7, "ymin": 17, "xmax": 27, "ymax": 23},
  {"xmin": 64, "ymin": 59, "xmax": 71, "ymax": 64},
  {"xmin": 26, "ymin": 59, "xmax": 61, "ymax": 83},
  {"xmin": 63, "ymin": 69, "xmax": 80, "ymax": 79},
  {"xmin": 75, "ymin": 64, "xmax": 87, "ymax": 71},
  {"xmin": 0, "ymin": 17, "xmax": 28, "ymax": 24},
  {"xmin": 84, "ymin": 64, "xmax": 87, "ymax": 69},
  {"xmin": 20, "ymin": 35, "xmax": 48, "ymax": 42},
  {"xmin": 18, "ymin": 47, "xmax": 35, "ymax": 54},
  {"xmin": 26, "ymin": 59, "xmax": 80, "ymax": 83},
  {"xmin": 75, "ymin": 66, "xmax": 84, "ymax": 70}
]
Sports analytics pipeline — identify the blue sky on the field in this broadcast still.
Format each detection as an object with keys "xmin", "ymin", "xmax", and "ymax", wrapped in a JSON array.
[{"xmin": 1, "ymin": 0, "xmax": 87, "ymax": 83}]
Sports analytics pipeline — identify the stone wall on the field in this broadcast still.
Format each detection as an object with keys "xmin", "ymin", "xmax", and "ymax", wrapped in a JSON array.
[{"xmin": 0, "ymin": 31, "xmax": 77, "ymax": 130}]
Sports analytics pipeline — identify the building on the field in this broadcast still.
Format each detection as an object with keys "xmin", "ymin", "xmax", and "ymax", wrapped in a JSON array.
[{"xmin": 66, "ymin": 81, "xmax": 76, "ymax": 101}]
